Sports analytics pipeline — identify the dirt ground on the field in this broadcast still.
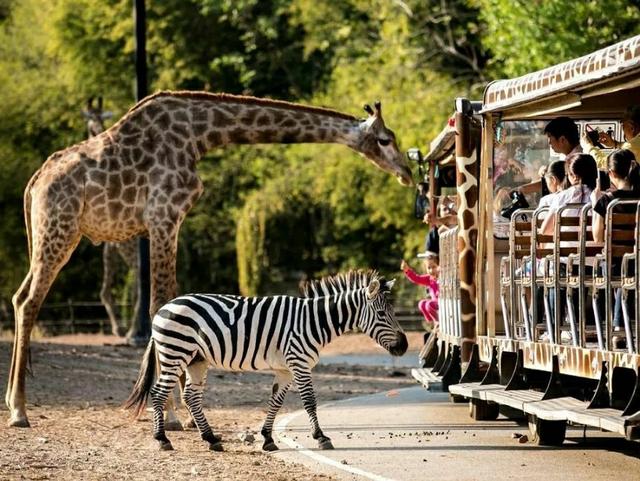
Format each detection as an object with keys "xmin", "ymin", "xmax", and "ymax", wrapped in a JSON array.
[{"xmin": 0, "ymin": 332, "xmax": 422, "ymax": 480}]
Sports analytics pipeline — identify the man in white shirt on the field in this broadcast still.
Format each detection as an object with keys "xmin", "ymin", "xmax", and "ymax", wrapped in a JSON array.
[{"xmin": 515, "ymin": 117, "xmax": 581, "ymax": 196}]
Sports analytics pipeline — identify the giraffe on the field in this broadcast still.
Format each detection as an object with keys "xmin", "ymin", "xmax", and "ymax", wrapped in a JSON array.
[
  {"xmin": 83, "ymin": 97, "xmax": 141, "ymax": 338},
  {"xmin": 6, "ymin": 90, "xmax": 413, "ymax": 427}
]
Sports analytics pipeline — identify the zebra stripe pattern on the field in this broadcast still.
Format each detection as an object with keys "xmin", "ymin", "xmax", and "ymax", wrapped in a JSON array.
[{"xmin": 124, "ymin": 270, "xmax": 408, "ymax": 452}]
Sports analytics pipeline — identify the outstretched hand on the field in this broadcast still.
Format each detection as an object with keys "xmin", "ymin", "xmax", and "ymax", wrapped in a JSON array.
[
  {"xmin": 580, "ymin": 131, "xmax": 594, "ymax": 152},
  {"xmin": 598, "ymin": 130, "xmax": 616, "ymax": 148},
  {"xmin": 400, "ymin": 260, "xmax": 409, "ymax": 271}
]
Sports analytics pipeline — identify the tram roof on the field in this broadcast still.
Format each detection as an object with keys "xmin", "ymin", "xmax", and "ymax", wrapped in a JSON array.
[
  {"xmin": 482, "ymin": 35, "xmax": 640, "ymax": 118},
  {"xmin": 423, "ymin": 100, "xmax": 482, "ymax": 165}
]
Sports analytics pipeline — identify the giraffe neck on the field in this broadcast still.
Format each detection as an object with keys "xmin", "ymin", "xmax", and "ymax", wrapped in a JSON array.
[{"xmin": 117, "ymin": 92, "xmax": 365, "ymax": 162}]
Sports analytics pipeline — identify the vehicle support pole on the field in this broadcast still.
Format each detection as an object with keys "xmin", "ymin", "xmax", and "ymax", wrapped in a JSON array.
[{"xmin": 455, "ymin": 100, "xmax": 480, "ymax": 364}]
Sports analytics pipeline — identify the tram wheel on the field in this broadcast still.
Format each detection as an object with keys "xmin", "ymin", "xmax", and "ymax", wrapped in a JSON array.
[
  {"xmin": 449, "ymin": 393, "xmax": 467, "ymax": 403},
  {"xmin": 527, "ymin": 415, "xmax": 566, "ymax": 446},
  {"xmin": 469, "ymin": 399, "xmax": 499, "ymax": 420}
]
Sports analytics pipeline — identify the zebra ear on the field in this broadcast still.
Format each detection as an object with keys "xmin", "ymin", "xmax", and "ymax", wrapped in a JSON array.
[
  {"xmin": 384, "ymin": 279, "xmax": 396, "ymax": 291},
  {"xmin": 366, "ymin": 279, "xmax": 380, "ymax": 300}
]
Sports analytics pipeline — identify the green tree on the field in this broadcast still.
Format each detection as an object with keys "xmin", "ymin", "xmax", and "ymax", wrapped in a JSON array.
[{"xmin": 473, "ymin": 0, "xmax": 640, "ymax": 77}]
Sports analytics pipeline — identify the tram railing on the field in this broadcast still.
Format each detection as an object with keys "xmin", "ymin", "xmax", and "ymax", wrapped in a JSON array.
[
  {"xmin": 499, "ymin": 198, "xmax": 640, "ymax": 352},
  {"xmin": 439, "ymin": 226, "xmax": 461, "ymax": 338}
]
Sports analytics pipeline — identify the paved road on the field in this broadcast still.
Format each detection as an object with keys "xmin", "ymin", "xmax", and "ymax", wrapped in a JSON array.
[{"xmin": 274, "ymin": 387, "xmax": 640, "ymax": 481}]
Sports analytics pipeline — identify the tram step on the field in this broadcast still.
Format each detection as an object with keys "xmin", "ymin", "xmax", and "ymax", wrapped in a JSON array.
[
  {"xmin": 448, "ymin": 382, "xmax": 504, "ymax": 401},
  {"xmin": 526, "ymin": 397, "xmax": 636, "ymax": 435},
  {"xmin": 410, "ymin": 368, "xmax": 443, "ymax": 391},
  {"xmin": 485, "ymin": 389, "xmax": 544, "ymax": 411}
]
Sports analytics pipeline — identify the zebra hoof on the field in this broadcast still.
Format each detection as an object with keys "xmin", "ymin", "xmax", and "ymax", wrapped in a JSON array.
[
  {"xmin": 159, "ymin": 441, "xmax": 174, "ymax": 451},
  {"xmin": 318, "ymin": 438, "xmax": 334, "ymax": 450},
  {"xmin": 262, "ymin": 441, "xmax": 279, "ymax": 452},
  {"xmin": 164, "ymin": 420, "xmax": 184, "ymax": 432},
  {"xmin": 209, "ymin": 442, "xmax": 224, "ymax": 452}
]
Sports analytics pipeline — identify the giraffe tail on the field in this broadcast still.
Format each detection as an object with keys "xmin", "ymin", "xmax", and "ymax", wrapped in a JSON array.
[{"xmin": 123, "ymin": 339, "xmax": 156, "ymax": 418}]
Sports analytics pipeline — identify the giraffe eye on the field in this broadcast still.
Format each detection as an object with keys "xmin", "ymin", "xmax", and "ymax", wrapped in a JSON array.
[{"xmin": 377, "ymin": 138, "xmax": 391, "ymax": 147}]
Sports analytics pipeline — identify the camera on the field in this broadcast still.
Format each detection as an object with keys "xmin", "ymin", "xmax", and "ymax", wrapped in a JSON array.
[
  {"xmin": 500, "ymin": 190, "xmax": 529, "ymax": 219},
  {"xmin": 586, "ymin": 129, "xmax": 603, "ymax": 148}
]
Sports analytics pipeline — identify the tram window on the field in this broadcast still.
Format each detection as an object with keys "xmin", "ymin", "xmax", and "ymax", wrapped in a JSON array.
[{"xmin": 493, "ymin": 120, "xmax": 552, "ymax": 238}]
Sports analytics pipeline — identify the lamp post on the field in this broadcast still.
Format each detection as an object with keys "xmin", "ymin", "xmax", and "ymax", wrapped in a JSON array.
[{"xmin": 131, "ymin": 0, "xmax": 151, "ymax": 345}]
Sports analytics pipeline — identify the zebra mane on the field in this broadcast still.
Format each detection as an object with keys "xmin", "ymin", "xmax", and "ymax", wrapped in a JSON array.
[{"xmin": 300, "ymin": 269, "xmax": 386, "ymax": 298}]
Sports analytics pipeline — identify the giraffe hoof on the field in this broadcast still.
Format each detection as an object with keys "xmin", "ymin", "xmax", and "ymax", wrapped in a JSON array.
[
  {"xmin": 262, "ymin": 441, "xmax": 279, "ymax": 452},
  {"xmin": 209, "ymin": 442, "xmax": 224, "ymax": 452},
  {"xmin": 183, "ymin": 418, "xmax": 197, "ymax": 429},
  {"xmin": 8, "ymin": 416, "xmax": 30, "ymax": 428},
  {"xmin": 159, "ymin": 441, "xmax": 174, "ymax": 451},
  {"xmin": 318, "ymin": 438, "xmax": 334, "ymax": 450},
  {"xmin": 164, "ymin": 420, "xmax": 184, "ymax": 431}
]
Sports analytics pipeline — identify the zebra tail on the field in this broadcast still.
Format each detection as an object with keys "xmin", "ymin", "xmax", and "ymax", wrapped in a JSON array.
[{"xmin": 123, "ymin": 339, "xmax": 156, "ymax": 418}]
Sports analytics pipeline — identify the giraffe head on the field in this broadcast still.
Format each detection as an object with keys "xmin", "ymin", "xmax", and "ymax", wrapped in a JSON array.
[
  {"xmin": 357, "ymin": 101, "xmax": 413, "ymax": 186},
  {"xmin": 82, "ymin": 97, "xmax": 112, "ymax": 137}
]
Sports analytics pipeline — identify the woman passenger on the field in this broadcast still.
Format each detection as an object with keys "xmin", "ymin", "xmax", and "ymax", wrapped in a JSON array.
[
  {"xmin": 590, "ymin": 149, "xmax": 640, "ymax": 242},
  {"xmin": 590, "ymin": 149, "xmax": 640, "ymax": 344}
]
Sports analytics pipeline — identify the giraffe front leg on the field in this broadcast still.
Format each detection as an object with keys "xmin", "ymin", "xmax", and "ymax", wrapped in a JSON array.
[
  {"xmin": 100, "ymin": 243, "xmax": 123, "ymax": 336},
  {"xmin": 261, "ymin": 370, "xmax": 292, "ymax": 451},
  {"xmin": 291, "ymin": 366, "xmax": 333, "ymax": 450}
]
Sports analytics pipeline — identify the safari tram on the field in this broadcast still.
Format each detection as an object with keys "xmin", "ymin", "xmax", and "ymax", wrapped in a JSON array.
[{"xmin": 409, "ymin": 34, "xmax": 640, "ymax": 446}]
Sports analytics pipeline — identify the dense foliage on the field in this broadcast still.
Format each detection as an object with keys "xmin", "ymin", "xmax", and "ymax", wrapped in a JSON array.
[{"xmin": 0, "ymin": 0, "xmax": 638, "ymax": 323}]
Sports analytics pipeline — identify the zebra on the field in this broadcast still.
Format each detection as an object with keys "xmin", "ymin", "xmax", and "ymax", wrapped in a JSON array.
[{"xmin": 124, "ymin": 270, "xmax": 408, "ymax": 452}]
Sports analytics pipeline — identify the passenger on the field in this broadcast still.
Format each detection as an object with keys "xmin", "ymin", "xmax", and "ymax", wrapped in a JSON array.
[
  {"xmin": 401, "ymin": 256, "xmax": 439, "ymax": 330},
  {"xmin": 516, "ymin": 117, "xmax": 581, "ymax": 196},
  {"xmin": 540, "ymin": 154, "xmax": 597, "ymax": 236},
  {"xmin": 590, "ymin": 149, "xmax": 640, "ymax": 345},
  {"xmin": 539, "ymin": 154, "xmax": 597, "ymax": 341},
  {"xmin": 538, "ymin": 160, "xmax": 566, "ymax": 208},
  {"xmin": 581, "ymin": 105, "xmax": 640, "ymax": 168},
  {"xmin": 590, "ymin": 149, "xmax": 640, "ymax": 242}
]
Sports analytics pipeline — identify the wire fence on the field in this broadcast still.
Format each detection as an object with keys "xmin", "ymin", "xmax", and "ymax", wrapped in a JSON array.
[{"xmin": 0, "ymin": 300, "xmax": 425, "ymax": 336}]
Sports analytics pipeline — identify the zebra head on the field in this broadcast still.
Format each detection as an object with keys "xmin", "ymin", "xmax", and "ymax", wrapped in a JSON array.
[{"xmin": 360, "ymin": 277, "xmax": 408, "ymax": 357}]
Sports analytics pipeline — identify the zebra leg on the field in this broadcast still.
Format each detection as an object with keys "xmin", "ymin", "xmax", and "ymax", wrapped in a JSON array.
[
  {"xmin": 182, "ymin": 361, "xmax": 223, "ymax": 452},
  {"xmin": 291, "ymin": 367, "xmax": 333, "ymax": 450},
  {"xmin": 261, "ymin": 370, "xmax": 292, "ymax": 451},
  {"xmin": 152, "ymin": 347, "xmax": 184, "ymax": 431},
  {"xmin": 150, "ymin": 368, "xmax": 184, "ymax": 451}
]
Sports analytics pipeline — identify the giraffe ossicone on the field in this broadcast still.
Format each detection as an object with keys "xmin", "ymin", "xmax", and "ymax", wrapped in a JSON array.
[{"xmin": 6, "ymin": 91, "xmax": 412, "ymax": 428}]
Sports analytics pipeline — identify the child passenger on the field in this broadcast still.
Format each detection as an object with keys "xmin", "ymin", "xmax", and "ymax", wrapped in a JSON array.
[
  {"xmin": 401, "ymin": 254, "xmax": 439, "ymax": 328},
  {"xmin": 540, "ymin": 153, "xmax": 598, "ymax": 236}
]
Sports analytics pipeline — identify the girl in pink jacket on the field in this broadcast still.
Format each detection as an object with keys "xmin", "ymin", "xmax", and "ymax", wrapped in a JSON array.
[{"xmin": 401, "ymin": 255, "xmax": 439, "ymax": 326}]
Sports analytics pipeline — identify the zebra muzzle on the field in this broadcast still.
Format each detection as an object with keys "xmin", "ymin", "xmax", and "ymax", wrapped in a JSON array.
[{"xmin": 389, "ymin": 332, "xmax": 408, "ymax": 356}]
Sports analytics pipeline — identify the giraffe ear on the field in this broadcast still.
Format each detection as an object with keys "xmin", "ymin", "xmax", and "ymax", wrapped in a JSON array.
[
  {"xmin": 366, "ymin": 279, "xmax": 380, "ymax": 300},
  {"xmin": 87, "ymin": 97, "xmax": 94, "ymax": 110},
  {"xmin": 363, "ymin": 104, "xmax": 374, "ymax": 116}
]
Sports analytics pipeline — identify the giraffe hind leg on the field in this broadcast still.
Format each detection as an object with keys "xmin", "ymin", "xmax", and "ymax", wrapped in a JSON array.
[
  {"xmin": 183, "ymin": 360, "xmax": 223, "ymax": 452},
  {"xmin": 7, "ymin": 224, "xmax": 81, "ymax": 427}
]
